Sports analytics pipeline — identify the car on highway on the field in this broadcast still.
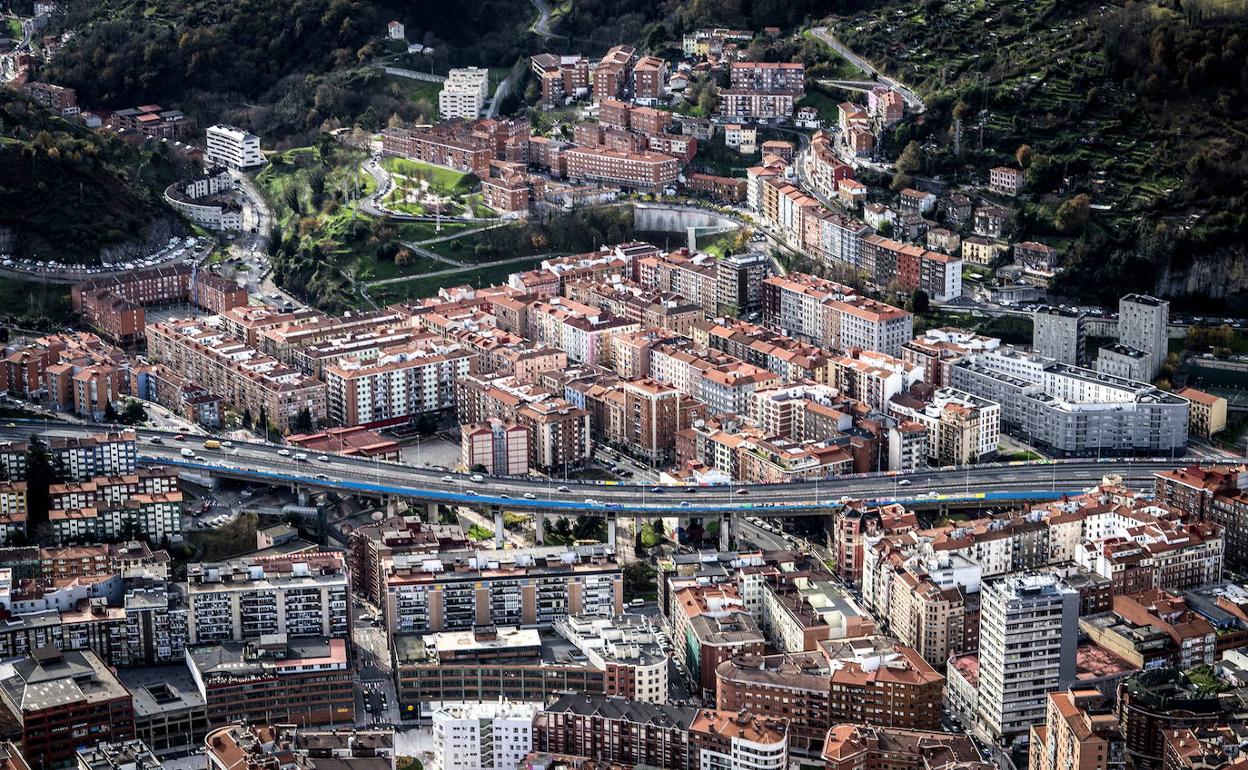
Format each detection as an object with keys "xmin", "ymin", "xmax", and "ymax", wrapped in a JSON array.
[
  {"xmin": 584, "ymin": 498, "xmax": 599, "ymax": 505},
  {"xmin": 898, "ymin": 479, "xmax": 911, "ymax": 486},
  {"xmin": 317, "ymin": 455, "xmax": 329, "ymax": 462},
  {"xmin": 523, "ymin": 492, "xmax": 536, "ymax": 499},
  {"xmin": 441, "ymin": 475, "xmax": 454, "ymax": 482},
  {"xmin": 315, "ymin": 473, "xmax": 328, "ymax": 480},
  {"xmin": 149, "ymin": 437, "xmax": 163, "ymax": 444},
  {"xmin": 173, "ymin": 434, "xmax": 185, "ymax": 441},
  {"xmin": 470, "ymin": 474, "xmax": 484, "ymax": 483},
  {"xmin": 278, "ymin": 449, "xmax": 291, "ymax": 457},
  {"xmin": 558, "ymin": 486, "xmax": 570, "ymax": 492},
  {"xmin": 735, "ymin": 489, "xmax": 749, "ymax": 495},
  {"xmin": 650, "ymin": 487, "xmax": 663, "ymax": 493}
]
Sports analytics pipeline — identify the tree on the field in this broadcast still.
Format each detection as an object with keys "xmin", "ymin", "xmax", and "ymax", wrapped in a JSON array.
[
  {"xmin": 622, "ymin": 561, "xmax": 656, "ymax": 601},
  {"xmin": 652, "ymin": 518, "xmax": 665, "ymax": 537},
  {"xmin": 952, "ymin": 100, "xmax": 972, "ymax": 121},
  {"xmin": 470, "ymin": 463, "xmax": 488, "ymax": 474},
  {"xmin": 1015, "ymin": 144, "xmax": 1033, "ymax": 169},
  {"xmin": 242, "ymin": 407, "xmax": 253, "ymax": 429},
  {"xmin": 697, "ymin": 86, "xmax": 717, "ymax": 116},
  {"xmin": 121, "ymin": 400, "xmax": 146, "ymax": 425},
  {"xmin": 895, "ymin": 141, "xmax": 922, "ymax": 174},
  {"xmin": 293, "ymin": 407, "xmax": 314, "ymax": 434},
  {"xmin": 25, "ymin": 436, "xmax": 54, "ymax": 527},
  {"xmin": 103, "ymin": 400, "xmax": 118, "ymax": 422},
  {"xmin": 394, "ymin": 248, "xmax": 415, "ymax": 267},
  {"xmin": 911, "ymin": 289, "xmax": 931, "ymax": 315},
  {"xmin": 1054, "ymin": 193, "xmax": 1092, "ymax": 235}
]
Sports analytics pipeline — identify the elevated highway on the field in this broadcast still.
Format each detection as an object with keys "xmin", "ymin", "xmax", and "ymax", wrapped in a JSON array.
[{"xmin": 1, "ymin": 423, "xmax": 1187, "ymax": 522}]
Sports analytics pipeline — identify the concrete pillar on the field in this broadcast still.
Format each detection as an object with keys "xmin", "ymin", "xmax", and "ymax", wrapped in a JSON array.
[
  {"xmin": 297, "ymin": 486, "xmax": 310, "ymax": 507},
  {"xmin": 719, "ymin": 512, "xmax": 732, "ymax": 551},
  {"xmin": 385, "ymin": 496, "xmax": 401, "ymax": 516},
  {"xmin": 534, "ymin": 510, "xmax": 546, "ymax": 545},
  {"xmin": 607, "ymin": 517, "xmax": 617, "ymax": 549},
  {"xmin": 493, "ymin": 506, "xmax": 505, "ymax": 550}
]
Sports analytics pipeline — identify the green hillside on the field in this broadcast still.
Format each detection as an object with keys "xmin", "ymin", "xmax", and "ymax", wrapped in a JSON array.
[
  {"xmin": 0, "ymin": 91, "xmax": 179, "ymax": 262},
  {"xmin": 827, "ymin": 0, "xmax": 1248, "ymax": 310}
]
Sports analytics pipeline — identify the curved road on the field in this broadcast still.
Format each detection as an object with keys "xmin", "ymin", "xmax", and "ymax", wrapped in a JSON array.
[
  {"xmin": 1, "ymin": 421, "xmax": 1188, "ymax": 515},
  {"xmin": 810, "ymin": 26, "xmax": 926, "ymax": 113}
]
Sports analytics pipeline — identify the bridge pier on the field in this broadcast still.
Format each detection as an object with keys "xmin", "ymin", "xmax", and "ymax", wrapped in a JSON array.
[
  {"xmin": 719, "ymin": 512, "xmax": 734, "ymax": 551},
  {"xmin": 607, "ymin": 517, "xmax": 617, "ymax": 550},
  {"xmin": 493, "ymin": 506, "xmax": 505, "ymax": 550},
  {"xmin": 534, "ymin": 510, "xmax": 545, "ymax": 545},
  {"xmin": 296, "ymin": 486, "xmax": 311, "ymax": 508},
  {"xmin": 385, "ymin": 496, "xmax": 402, "ymax": 517}
]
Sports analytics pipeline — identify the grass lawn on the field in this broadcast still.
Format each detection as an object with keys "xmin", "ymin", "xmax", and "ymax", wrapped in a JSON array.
[
  {"xmin": 354, "ymin": 253, "xmax": 448, "ymax": 282},
  {"xmin": 369, "ymin": 257, "xmax": 545, "ymax": 304},
  {"xmin": 6, "ymin": 18, "xmax": 21, "ymax": 39},
  {"xmin": 466, "ymin": 523, "xmax": 494, "ymax": 541},
  {"xmin": 383, "ymin": 74, "xmax": 441, "ymax": 105},
  {"xmin": 424, "ymin": 225, "xmax": 550, "ymax": 263},
  {"xmin": 797, "ymin": 86, "xmax": 849, "ymax": 123},
  {"xmin": 693, "ymin": 136, "xmax": 759, "ymax": 177},
  {"xmin": 381, "ymin": 157, "xmax": 477, "ymax": 193},
  {"xmin": 1001, "ymin": 449, "xmax": 1043, "ymax": 461},
  {"xmin": 0, "ymin": 276, "xmax": 74, "ymax": 328},
  {"xmin": 397, "ymin": 220, "xmax": 472, "ymax": 242},
  {"xmin": 700, "ymin": 232, "xmax": 740, "ymax": 259},
  {"xmin": 188, "ymin": 511, "xmax": 260, "ymax": 561}
]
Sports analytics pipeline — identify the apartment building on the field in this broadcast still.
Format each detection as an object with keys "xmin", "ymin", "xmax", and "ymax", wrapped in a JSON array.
[
  {"xmin": 1081, "ymin": 589, "xmax": 1216, "ymax": 670},
  {"xmin": 384, "ymin": 544, "xmax": 622, "ymax": 635},
  {"xmin": 432, "ymin": 701, "xmax": 537, "ymax": 770},
  {"xmin": 525, "ymin": 297, "xmax": 640, "ymax": 366},
  {"xmin": 530, "ymin": 53, "xmax": 590, "ymax": 106},
  {"xmin": 460, "ymin": 418, "xmax": 530, "ymax": 475},
  {"xmin": 1033, "ymin": 306, "xmax": 1087, "ymax": 364},
  {"xmin": 830, "ymin": 501, "xmax": 917, "ymax": 585},
  {"xmin": 632, "ymin": 55, "xmax": 667, "ymax": 103},
  {"xmin": 185, "ymin": 553, "xmax": 350, "ymax": 644},
  {"xmin": 439, "ymin": 67, "xmax": 490, "ymax": 119},
  {"xmin": 382, "ymin": 120, "xmax": 528, "ymax": 177},
  {"xmin": 555, "ymin": 614, "xmax": 670, "ymax": 704},
  {"xmin": 535, "ymin": 695, "xmax": 788, "ymax": 770},
  {"xmin": 950, "ymin": 348, "xmax": 1189, "ymax": 456},
  {"xmin": 821, "ymin": 725, "xmax": 985, "ymax": 770},
  {"xmin": 47, "ymin": 431, "xmax": 137, "ymax": 482},
  {"xmin": 322, "ymin": 338, "xmax": 476, "ymax": 428},
  {"xmin": 394, "ymin": 626, "xmax": 610, "ymax": 713},
  {"xmin": 22, "ymin": 81, "xmax": 78, "ymax": 115},
  {"xmin": 111, "ymin": 104, "xmax": 195, "ymax": 139},
  {"xmin": 72, "ymin": 265, "xmax": 247, "ymax": 346},
  {"xmin": 205, "ymin": 124, "xmax": 264, "ymax": 170},
  {"xmin": 591, "ymin": 45, "xmax": 637, "ymax": 102},
  {"xmin": 1113, "ymin": 293, "xmax": 1170, "ymax": 380},
  {"xmin": 188, "ymin": 636, "xmax": 354, "ymax": 728},
  {"xmin": 886, "ymin": 386, "xmax": 1001, "ymax": 465},
  {"xmin": 761, "ymin": 274, "xmax": 913, "ymax": 356},
  {"xmin": 564, "ymin": 146, "xmax": 679, "ymax": 192},
  {"xmin": 0, "ymin": 648, "xmax": 135, "ymax": 770},
  {"xmin": 966, "ymin": 572, "xmax": 1079, "ymax": 742},
  {"xmin": 716, "ymin": 637, "xmax": 942, "ymax": 757},
  {"xmin": 1026, "ymin": 690, "xmax": 1127, "ymax": 770},
  {"xmin": 147, "ymin": 319, "xmax": 327, "ymax": 432},
  {"xmin": 901, "ymin": 327, "xmax": 1000, "ymax": 386}
]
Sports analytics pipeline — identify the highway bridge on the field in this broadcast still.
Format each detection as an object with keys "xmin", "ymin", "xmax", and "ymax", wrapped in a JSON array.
[{"xmin": 1, "ymin": 421, "xmax": 1192, "ymax": 548}]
